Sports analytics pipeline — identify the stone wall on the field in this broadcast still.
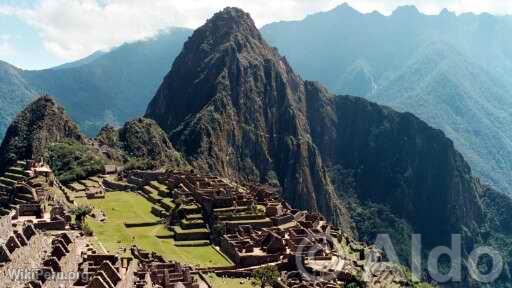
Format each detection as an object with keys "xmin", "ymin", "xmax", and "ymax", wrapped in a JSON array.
[
  {"xmin": 103, "ymin": 178, "xmax": 137, "ymax": 191},
  {"xmin": 0, "ymin": 233, "xmax": 52, "ymax": 288},
  {"xmin": 0, "ymin": 213, "xmax": 13, "ymax": 242},
  {"xmin": 44, "ymin": 234, "xmax": 83, "ymax": 288}
]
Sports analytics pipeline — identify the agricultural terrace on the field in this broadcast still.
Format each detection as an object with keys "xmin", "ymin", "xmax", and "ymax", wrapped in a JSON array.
[{"xmin": 78, "ymin": 191, "xmax": 232, "ymax": 268}]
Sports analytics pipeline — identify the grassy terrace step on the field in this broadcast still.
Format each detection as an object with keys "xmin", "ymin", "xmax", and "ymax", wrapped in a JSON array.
[
  {"xmin": 4, "ymin": 172, "xmax": 26, "ymax": 182},
  {"xmin": 68, "ymin": 183, "xmax": 86, "ymax": 191},
  {"xmin": 185, "ymin": 214, "xmax": 204, "ymax": 220},
  {"xmin": 217, "ymin": 213, "xmax": 267, "ymax": 221},
  {"xmin": 0, "ymin": 183, "xmax": 12, "ymax": 191},
  {"xmin": 174, "ymin": 240, "xmax": 211, "ymax": 247},
  {"xmin": 15, "ymin": 161, "xmax": 26, "ymax": 167},
  {"xmin": 172, "ymin": 226, "xmax": 209, "ymax": 234},
  {"xmin": 16, "ymin": 193, "xmax": 34, "ymax": 202},
  {"xmin": 172, "ymin": 226, "xmax": 210, "ymax": 241},
  {"xmin": 143, "ymin": 185, "xmax": 160, "ymax": 197},
  {"xmin": 0, "ymin": 177, "xmax": 17, "ymax": 187},
  {"xmin": 7, "ymin": 167, "xmax": 30, "ymax": 177},
  {"xmin": 160, "ymin": 198, "xmax": 175, "ymax": 210},
  {"xmin": 213, "ymin": 205, "xmax": 265, "ymax": 216},
  {"xmin": 79, "ymin": 179, "xmax": 100, "ymax": 188},
  {"xmin": 89, "ymin": 176, "xmax": 103, "ymax": 183},
  {"xmin": 180, "ymin": 218, "xmax": 206, "ymax": 230},
  {"xmin": 180, "ymin": 204, "xmax": 201, "ymax": 213},
  {"xmin": 149, "ymin": 181, "xmax": 169, "ymax": 194},
  {"xmin": 225, "ymin": 218, "xmax": 273, "ymax": 225},
  {"xmin": 13, "ymin": 198, "xmax": 29, "ymax": 205}
]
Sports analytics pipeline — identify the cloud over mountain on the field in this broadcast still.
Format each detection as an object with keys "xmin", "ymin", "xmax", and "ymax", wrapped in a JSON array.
[{"xmin": 2, "ymin": 0, "xmax": 511, "ymax": 64}]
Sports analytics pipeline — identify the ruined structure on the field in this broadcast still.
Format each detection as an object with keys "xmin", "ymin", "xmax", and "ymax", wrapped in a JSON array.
[{"xmin": 115, "ymin": 168, "xmax": 412, "ymax": 287}]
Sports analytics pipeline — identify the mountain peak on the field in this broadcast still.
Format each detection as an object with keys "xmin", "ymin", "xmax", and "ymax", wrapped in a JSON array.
[
  {"xmin": 200, "ymin": 7, "xmax": 262, "ymax": 44},
  {"xmin": 146, "ymin": 8, "xmax": 349, "ymax": 227},
  {"xmin": 392, "ymin": 5, "xmax": 421, "ymax": 16},
  {"xmin": 332, "ymin": 3, "xmax": 360, "ymax": 15},
  {"xmin": 146, "ymin": 7, "xmax": 284, "ymax": 133},
  {"xmin": 439, "ymin": 8, "xmax": 456, "ymax": 17},
  {"xmin": 0, "ymin": 95, "xmax": 86, "ymax": 171}
]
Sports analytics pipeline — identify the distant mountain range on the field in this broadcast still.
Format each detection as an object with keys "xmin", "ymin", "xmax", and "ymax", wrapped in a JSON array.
[
  {"xmin": 2, "ymin": 3, "xmax": 512, "ymax": 196},
  {"xmin": 261, "ymin": 4, "xmax": 512, "ymax": 194},
  {"xmin": 0, "ymin": 28, "xmax": 191, "ymax": 138}
]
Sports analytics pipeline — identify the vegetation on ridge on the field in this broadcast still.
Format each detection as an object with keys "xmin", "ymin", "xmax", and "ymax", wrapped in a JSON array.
[{"xmin": 48, "ymin": 140, "xmax": 106, "ymax": 184}]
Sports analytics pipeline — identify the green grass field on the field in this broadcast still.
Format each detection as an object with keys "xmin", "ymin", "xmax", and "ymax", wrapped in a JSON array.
[
  {"xmin": 206, "ymin": 274, "xmax": 257, "ymax": 288},
  {"xmin": 79, "ymin": 191, "xmax": 232, "ymax": 268}
]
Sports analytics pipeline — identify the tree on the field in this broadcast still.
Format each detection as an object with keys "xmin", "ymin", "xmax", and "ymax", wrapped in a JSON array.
[
  {"xmin": 70, "ymin": 205, "xmax": 93, "ymax": 227},
  {"xmin": 253, "ymin": 265, "xmax": 279, "ymax": 288}
]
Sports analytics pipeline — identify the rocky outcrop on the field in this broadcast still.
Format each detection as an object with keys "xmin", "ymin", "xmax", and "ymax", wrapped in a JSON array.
[
  {"xmin": 97, "ymin": 118, "xmax": 188, "ymax": 169},
  {"xmin": 146, "ymin": 7, "xmax": 485, "ymax": 250},
  {"xmin": 0, "ymin": 96, "xmax": 86, "ymax": 171}
]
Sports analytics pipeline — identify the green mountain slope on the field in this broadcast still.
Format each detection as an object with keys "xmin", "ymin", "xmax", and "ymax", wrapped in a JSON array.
[
  {"xmin": 372, "ymin": 42, "xmax": 512, "ymax": 195},
  {"xmin": 261, "ymin": 4, "xmax": 512, "ymax": 193},
  {"xmin": 0, "ymin": 61, "xmax": 37, "ymax": 139},
  {"xmin": 0, "ymin": 28, "xmax": 191, "ymax": 139}
]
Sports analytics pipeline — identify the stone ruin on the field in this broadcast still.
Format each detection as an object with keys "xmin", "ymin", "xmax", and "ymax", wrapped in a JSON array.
[
  {"xmin": 0, "ymin": 159, "xmax": 416, "ymax": 287},
  {"xmin": 134, "ymin": 261, "xmax": 199, "ymax": 288}
]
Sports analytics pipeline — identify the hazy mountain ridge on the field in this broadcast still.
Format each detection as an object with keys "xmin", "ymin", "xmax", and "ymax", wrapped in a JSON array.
[
  {"xmin": 0, "ymin": 61, "xmax": 37, "ymax": 139},
  {"xmin": 261, "ymin": 4, "xmax": 512, "ymax": 193},
  {"xmin": 0, "ymin": 28, "xmax": 192, "ymax": 138}
]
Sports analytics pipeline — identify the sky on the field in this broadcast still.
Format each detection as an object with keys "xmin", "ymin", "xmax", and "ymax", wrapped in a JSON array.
[{"xmin": 1, "ymin": 0, "xmax": 511, "ymax": 70}]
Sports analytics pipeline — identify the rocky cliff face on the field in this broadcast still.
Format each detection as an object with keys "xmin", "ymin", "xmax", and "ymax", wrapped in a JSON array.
[
  {"xmin": 97, "ymin": 118, "xmax": 188, "ymax": 169},
  {"xmin": 0, "ymin": 96, "xmax": 86, "ymax": 171},
  {"xmin": 146, "ymin": 7, "xmax": 350, "ymax": 228},
  {"xmin": 304, "ymin": 82, "xmax": 483, "ymax": 246},
  {"xmin": 146, "ymin": 7, "xmax": 485, "ymax": 250}
]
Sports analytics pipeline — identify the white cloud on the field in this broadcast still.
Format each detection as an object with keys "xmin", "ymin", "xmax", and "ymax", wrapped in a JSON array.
[
  {"xmin": 1, "ymin": 0, "xmax": 511, "ymax": 62},
  {"xmin": 0, "ymin": 35, "xmax": 15, "ymax": 57}
]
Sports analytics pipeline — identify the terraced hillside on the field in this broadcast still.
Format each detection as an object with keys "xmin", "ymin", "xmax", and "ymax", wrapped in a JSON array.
[
  {"xmin": 0, "ymin": 161, "xmax": 33, "ymax": 216},
  {"xmin": 79, "ymin": 190, "xmax": 232, "ymax": 268}
]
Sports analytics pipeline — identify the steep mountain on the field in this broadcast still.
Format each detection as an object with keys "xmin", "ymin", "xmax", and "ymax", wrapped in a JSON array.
[
  {"xmin": 0, "ymin": 28, "xmax": 191, "ymax": 139},
  {"xmin": 146, "ymin": 7, "xmax": 350, "ymax": 229},
  {"xmin": 146, "ymin": 7, "xmax": 487, "ymax": 266},
  {"xmin": 97, "ymin": 118, "xmax": 188, "ymax": 169},
  {"xmin": 0, "ymin": 96, "xmax": 86, "ymax": 171},
  {"xmin": 261, "ymin": 4, "xmax": 512, "ymax": 194},
  {"xmin": 0, "ymin": 61, "xmax": 37, "ymax": 139},
  {"xmin": 305, "ymin": 83, "xmax": 484, "ymax": 248}
]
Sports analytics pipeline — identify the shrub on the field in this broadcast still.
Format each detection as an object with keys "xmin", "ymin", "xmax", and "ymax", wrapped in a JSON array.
[
  {"xmin": 48, "ymin": 140, "xmax": 106, "ymax": 184},
  {"xmin": 82, "ymin": 223, "xmax": 94, "ymax": 236},
  {"xmin": 70, "ymin": 205, "xmax": 93, "ymax": 226},
  {"xmin": 253, "ymin": 265, "xmax": 279, "ymax": 287},
  {"xmin": 124, "ymin": 157, "xmax": 156, "ymax": 171}
]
